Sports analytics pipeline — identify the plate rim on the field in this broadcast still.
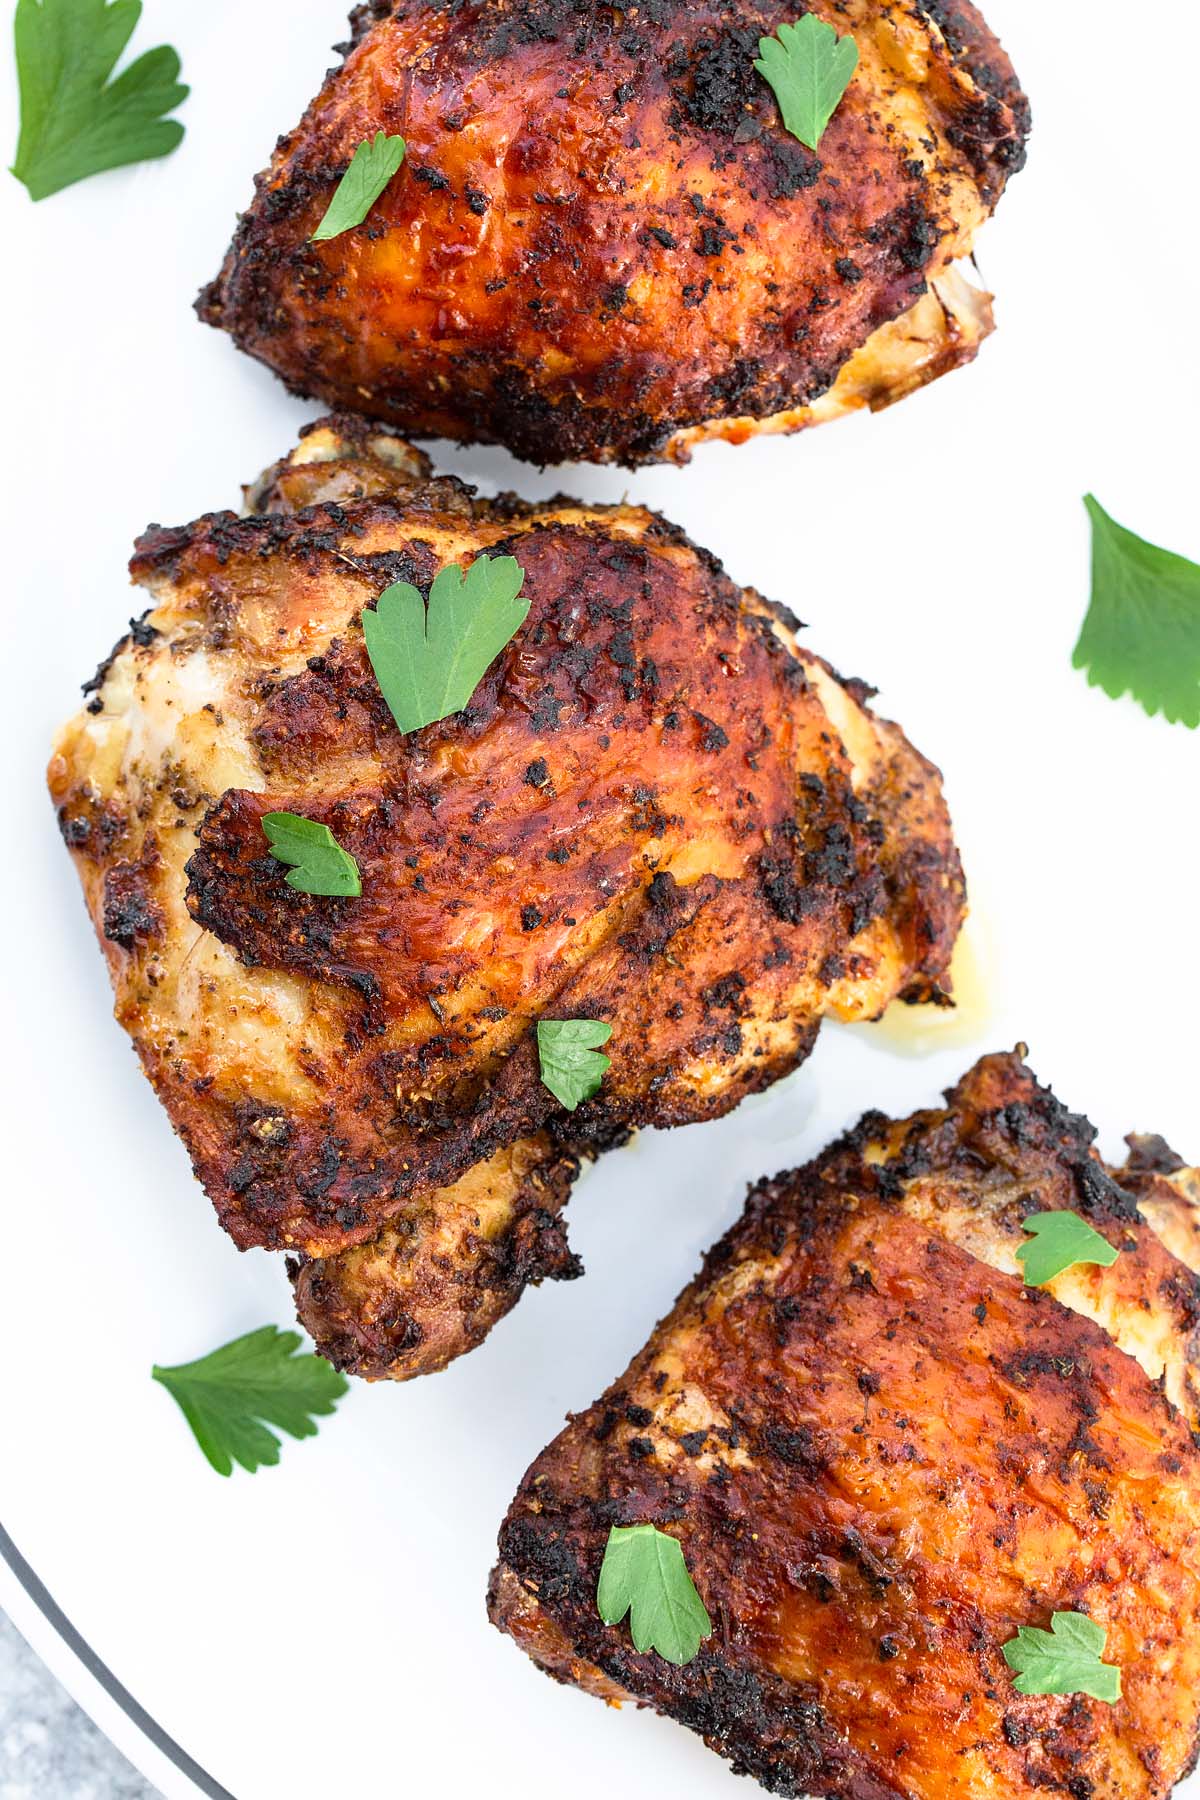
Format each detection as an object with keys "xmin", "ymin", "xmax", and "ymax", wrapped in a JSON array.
[{"xmin": 0, "ymin": 1519, "xmax": 233, "ymax": 1800}]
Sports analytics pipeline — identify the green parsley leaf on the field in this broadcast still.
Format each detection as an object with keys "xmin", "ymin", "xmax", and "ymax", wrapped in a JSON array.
[
  {"xmin": 753, "ymin": 15, "xmax": 859, "ymax": 153},
  {"xmin": 1074, "ymin": 495, "xmax": 1200, "ymax": 728},
  {"xmin": 152, "ymin": 1326, "xmax": 349, "ymax": 1477},
  {"xmin": 263, "ymin": 811, "xmax": 361, "ymax": 898},
  {"xmin": 597, "ymin": 1524, "xmax": 713, "ymax": 1667},
  {"xmin": 11, "ymin": 0, "xmax": 188, "ymax": 203},
  {"xmin": 1016, "ymin": 1210, "xmax": 1120, "ymax": 1287},
  {"xmin": 311, "ymin": 131, "xmax": 406, "ymax": 242},
  {"xmin": 537, "ymin": 1018, "xmax": 612, "ymax": 1111},
  {"xmin": 1002, "ymin": 1611, "xmax": 1122, "ymax": 1702},
  {"xmin": 363, "ymin": 554, "xmax": 529, "ymax": 734}
]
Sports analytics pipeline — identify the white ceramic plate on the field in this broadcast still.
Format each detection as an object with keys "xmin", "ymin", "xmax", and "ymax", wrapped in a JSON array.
[{"xmin": 3, "ymin": 2, "xmax": 1198, "ymax": 1794}]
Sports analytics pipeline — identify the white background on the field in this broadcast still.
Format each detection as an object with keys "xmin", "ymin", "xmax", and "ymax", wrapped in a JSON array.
[{"xmin": 2, "ymin": 1, "xmax": 1198, "ymax": 1794}]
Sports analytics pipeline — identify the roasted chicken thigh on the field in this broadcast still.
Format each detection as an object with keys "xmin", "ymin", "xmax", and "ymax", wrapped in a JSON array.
[
  {"xmin": 199, "ymin": 0, "xmax": 1029, "ymax": 466},
  {"xmin": 491, "ymin": 1050, "xmax": 1200, "ymax": 1799},
  {"xmin": 49, "ymin": 418, "xmax": 963, "ymax": 1379}
]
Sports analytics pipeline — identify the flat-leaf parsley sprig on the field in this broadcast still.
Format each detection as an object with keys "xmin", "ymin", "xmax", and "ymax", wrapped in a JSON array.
[
  {"xmin": 1002, "ymin": 1610, "xmax": 1122, "ymax": 1703},
  {"xmin": 152, "ymin": 1325, "xmax": 349, "ymax": 1477},
  {"xmin": 1074, "ymin": 495, "xmax": 1200, "ymax": 729},
  {"xmin": 1016, "ymin": 1211, "xmax": 1120, "ymax": 1287},
  {"xmin": 12, "ymin": 0, "xmax": 188, "ymax": 202},
  {"xmin": 262, "ymin": 812, "xmax": 362, "ymax": 898},
  {"xmin": 312, "ymin": 132, "xmax": 407, "ymax": 242},
  {"xmin": 537, "ymin": 1019, "xmax": 613, "ymax": 1111},
  {"xmin": 363, "ymin": 553, "xmax": 529, "ymax": 735},
  {"xmin": 597, "ymin": 1523, "xmax": 713, "ymax": 1667},
  {"xmin": 754, "ymin": 16, "xmax": 858, "ymax": 153}
]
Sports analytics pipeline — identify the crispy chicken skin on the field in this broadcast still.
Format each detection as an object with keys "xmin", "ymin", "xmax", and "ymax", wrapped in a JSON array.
[
  {"xmin": 490, "ymin": 1051, "xmax": 1200, "ymax": 1798},
  {"xmin": 198, "ymin": 0, "xmax": 1028, "ymax": 467},
  {"xmin": 49, "ymin": 418, "xmax": 963, "ymax": 1378}
]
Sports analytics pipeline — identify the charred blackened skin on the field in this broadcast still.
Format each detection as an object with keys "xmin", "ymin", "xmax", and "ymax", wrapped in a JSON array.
[
  {"xmin": 50, "ymin": 418, "xmax": 964, "ymax": 1382},
  {"xmin": 198, "ymin": 0, "xmax": 1028, "ymax": 466},
  {"xmin": 490, "ymin": 1050, "xmax": 1200, "ymax": 1799}
]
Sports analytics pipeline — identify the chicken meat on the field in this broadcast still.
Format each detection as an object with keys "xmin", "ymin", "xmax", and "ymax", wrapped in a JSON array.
[
  {"xmin": 198, "ymin": 0, "xmax": 1029, "ymax": 467},
  {"xmin": 490, "ymin": 1049, "xmax": 1200, "ymax": 1799},
  {"xmin": 49, "ymin": 417, "xmax": 963, "ymax": 1380}
]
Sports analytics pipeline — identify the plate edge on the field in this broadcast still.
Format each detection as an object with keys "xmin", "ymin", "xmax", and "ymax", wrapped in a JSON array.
[{"xmin": 0, "ymin": 1519, "xmax": 235, "ymax": 1800}]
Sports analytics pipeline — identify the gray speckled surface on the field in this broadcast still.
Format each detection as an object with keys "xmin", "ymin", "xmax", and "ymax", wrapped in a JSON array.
[{"xmin": 0, "ymin": 1611, "xmax": 160, "ymax": 1799}]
